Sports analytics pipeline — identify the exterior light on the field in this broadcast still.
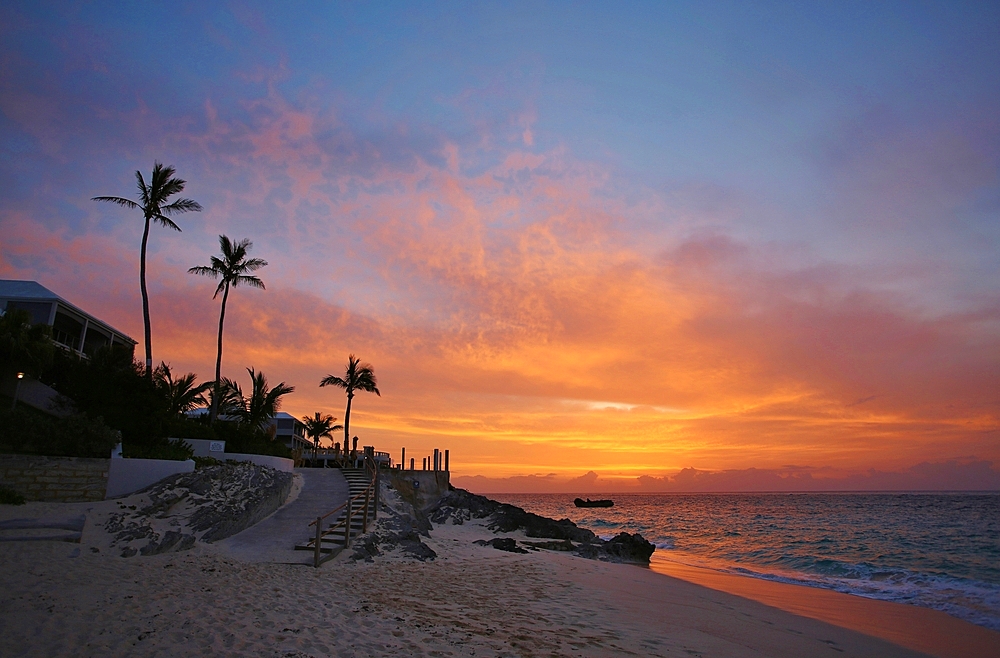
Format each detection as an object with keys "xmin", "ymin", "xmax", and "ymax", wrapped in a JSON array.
[{"xmin": 12, "ymin": 373, "xmax": 25, "ymax": 411}]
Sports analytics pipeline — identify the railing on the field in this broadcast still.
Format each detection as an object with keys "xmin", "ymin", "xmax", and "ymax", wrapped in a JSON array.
[{"xmin": 306, "ymin": 453, "xmax": 379, "ymax": 568}]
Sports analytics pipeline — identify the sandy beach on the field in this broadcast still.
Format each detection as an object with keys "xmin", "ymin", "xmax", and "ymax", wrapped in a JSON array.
[{"xmin": 3, "ymin": 485, "xmax": 999, "ymax": 658}]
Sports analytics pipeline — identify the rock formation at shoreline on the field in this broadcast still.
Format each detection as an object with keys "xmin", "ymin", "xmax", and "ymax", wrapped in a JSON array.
[
  {"xmin": 102, "ymin": 463, "xmax": 292, "ymax": 557},
  {"xmin": 429, "ymin": 486, "xmax": 655, "ymax": 564}
]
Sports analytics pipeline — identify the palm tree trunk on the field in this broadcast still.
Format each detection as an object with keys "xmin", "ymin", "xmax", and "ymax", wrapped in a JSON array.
[
  {"xmin": 139, "ymin": 214, "xmax": 153, "ymax": 380},
  {"xmin": 343, "ymin": 392, "xmax": 353, "ymax": 447},
  {"xmin": 209, "ymin": 283, "xmax": 230, "ymax": 424}
]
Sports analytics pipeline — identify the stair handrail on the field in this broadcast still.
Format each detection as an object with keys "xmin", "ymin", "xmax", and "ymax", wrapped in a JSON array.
[{"xmin": 307, "ymin": 453, "xmax": 379, "ymax": 567}]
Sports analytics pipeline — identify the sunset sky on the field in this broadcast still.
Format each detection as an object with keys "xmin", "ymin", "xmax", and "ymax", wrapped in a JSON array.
[{"xmin": 1, "ymin": 2, "xmax": 998, "ymax": 491}]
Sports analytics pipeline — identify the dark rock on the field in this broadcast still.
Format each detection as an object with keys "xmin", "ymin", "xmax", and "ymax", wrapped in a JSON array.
[
  {"xmin": 429, "ymin": 487, "xmax": 596, "ymax": 543},
  {"xmin": 575, "ymin": 532, "xmax": 655, "ymax": 564},
  {"xmin": 604, "ymin": 532, "xmax": 655, "ymax": 563},
  {"xmin": 474, "ymin": 537, "xmax": 528, "ymax": 554},
  {"xmin": 523, "ymin": 539, "xmax": 576, "ymax": 551},
  {"xmin": 399, "ymin": 537, "xmax": 437, "ymax": 561}
]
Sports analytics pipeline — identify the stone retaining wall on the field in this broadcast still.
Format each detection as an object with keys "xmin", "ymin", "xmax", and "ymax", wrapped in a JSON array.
[
  {"xmin": 0, "ymin": 454, "xmax": 109, "ymax": 502},
  {"xmin": 387, "ymin": 468, "xmax": 451, "ymax": 511}
]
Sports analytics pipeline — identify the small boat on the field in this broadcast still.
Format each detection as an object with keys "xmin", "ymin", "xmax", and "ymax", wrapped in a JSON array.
[{"xmin": 574, "ymin": 497, "xmax": 613, "ymax": 508}]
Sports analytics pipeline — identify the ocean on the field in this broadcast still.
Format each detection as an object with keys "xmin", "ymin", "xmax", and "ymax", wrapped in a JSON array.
[{"xmin": 486, "ymin": 492, "xmax": 1000, "ymax": 632}]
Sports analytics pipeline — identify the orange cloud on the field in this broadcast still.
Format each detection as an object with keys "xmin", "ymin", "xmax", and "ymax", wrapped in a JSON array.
[{"xmin": 3, "ymin": 94, "xmax": 997, "ymax": 488}]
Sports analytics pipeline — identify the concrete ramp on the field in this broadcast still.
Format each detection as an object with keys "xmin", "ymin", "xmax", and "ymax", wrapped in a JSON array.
[{"xmin": 214, "ymin": 468, "xmax": 349, "ymax": 564}]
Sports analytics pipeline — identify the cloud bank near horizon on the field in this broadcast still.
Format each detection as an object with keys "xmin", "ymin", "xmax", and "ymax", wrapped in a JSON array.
[{"xmin": 453, "ymin": 458, "xmax": 1000, "ymax": 494}]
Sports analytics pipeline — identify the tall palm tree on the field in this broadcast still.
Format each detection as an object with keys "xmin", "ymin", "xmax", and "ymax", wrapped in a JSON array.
[
  {"xmin": 188, "ymin": 235, "xmax": 267, "ymax": 422},
  {"xmin": 301, "ymin": 412, "xmax": 343, "ymax": 459},
  {"xmin": 152, "ymin": 362, "xmax": 213, "ymax": 416},
  {"xmin": 320, "ymin": 355, "xmax": 380, "ymax": 447},
  {"xmin": 93, "ymin": 163, "xmax": 202, "ymax": 379}
]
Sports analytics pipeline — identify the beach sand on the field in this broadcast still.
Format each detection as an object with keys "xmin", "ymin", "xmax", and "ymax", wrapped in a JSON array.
[{"xmin": 2, "ymin": 496, "xmax": 999, "ymax": 657}]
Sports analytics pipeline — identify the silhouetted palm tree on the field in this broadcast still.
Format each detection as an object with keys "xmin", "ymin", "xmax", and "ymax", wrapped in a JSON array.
[
  {"xmin": 237, "ymin": 368, "xmax": 294, "ymax": 431},
  {"xmin": 209, "ymin": 376, "xmax": 245, "ymax": 418},
  {"xmin": 188, "ymin": 235, "xmax": 267, "ymax": 422},
  {"xmin": 320, "ymin": 355, "xmax": 380, "ymax": 447},
  {"xmin": 301, "ymin": 412, "xmax": 343, "ymax": 459},
  {"xmin": 152, "ymin": 362, "xmax": 212, "ymax": 416},
  {"xmin": 93, "ymin": 163, "xmax": 202, "ymax": 378}
]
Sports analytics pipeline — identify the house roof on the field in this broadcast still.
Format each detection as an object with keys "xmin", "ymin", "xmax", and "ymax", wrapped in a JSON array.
[{"xmin": 0, "ymin": 279, "xmax": 137, "ymax": 344}]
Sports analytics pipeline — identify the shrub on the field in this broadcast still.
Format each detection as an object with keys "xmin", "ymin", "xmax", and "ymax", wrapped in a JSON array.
[
  {"xmin": 0, "ymin": 484, "xmax": 26, "ymax": 505},
  {"xmin": 0, "ymin": 405, "xmax": 119, "ymax": 458},
  {"xmin": 213, "ymin": 420, "xmax": 292, "ymax": 458},
  {"xmin": 121, "ymin": 438, "xmax": 194, "ymax": 461}
]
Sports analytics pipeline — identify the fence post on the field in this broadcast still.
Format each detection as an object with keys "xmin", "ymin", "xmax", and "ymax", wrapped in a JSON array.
[
  {"xmin": 445, "ymin": 449, "xmax": 449, "ymax": 472},
  {"xmin": 374, "ymin": 465, "xmax": 380, "ymax": 519},
  {"xmin": 344, "ymin": 498, "xmax": 352, "ymax": 548},
  {"xmin": 314, "ymin": 516, "xmax": 322, "ymax": 568},
  {"xmin": 362, "ymin": 487, "xmax": 370, "ymax": 531}
]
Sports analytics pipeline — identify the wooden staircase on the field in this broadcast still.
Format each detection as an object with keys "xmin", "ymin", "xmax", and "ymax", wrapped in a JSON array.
[{"xmin": 295, "ymin": 460, "xmax": 379, "ymax": 565}]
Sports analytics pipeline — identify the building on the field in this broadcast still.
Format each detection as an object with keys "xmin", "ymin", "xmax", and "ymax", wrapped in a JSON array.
[
  {"xmin": 0, "ymin": 280, "xmax": 136, "ymax": 357},
  {"xmin": 270, "ymin": 412, "xmax": 311, "ymax": 453}
]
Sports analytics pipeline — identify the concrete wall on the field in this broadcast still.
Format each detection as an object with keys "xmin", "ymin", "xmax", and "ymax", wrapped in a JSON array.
[
  {"xmin": 105, "ymin": 455, "xmax": 195, "ymax": 499},
  {"xmin": 174, "ymin": 439, "xmax": 293, "ymax": 472},
  {"xmin": 387, "ymin": 468, "xmax": 451, "ymax": 511},
  {"xmin": 176, "ymin": 438, "xmax": 226, "ymax": 458},
  {"xmin": 0, "ymin": 454, "xmax": 109, "ymax": 502}
]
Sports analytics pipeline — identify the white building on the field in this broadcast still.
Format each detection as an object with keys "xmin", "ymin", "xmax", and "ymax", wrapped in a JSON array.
[{"xmin": 0, "ymin": 279, "xmax": 136, "ymax": 357}]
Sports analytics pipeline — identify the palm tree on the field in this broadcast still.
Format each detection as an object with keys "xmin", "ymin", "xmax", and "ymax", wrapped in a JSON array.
[
  {"xmin": 209, "ymin": 376, "xmax": 245, "ymax": 419},
  {"xmin": 228, "ymin": 368, "xmax": 294, "ymax": 431},
  {"xmin": 93, "ymin": 163, "xmax": 202, "ymax": 379},
  {"xmin": 320, "ymin": 355, "xmax": 380, "ymax": 447},
  {"xmin": 152, "ymin": 362, "xmax": 213, "ymax": 416},
  {"xmin": 188, "ymin": 235, "xmax": 267, "ymax": 422},
  {"xmin": 301, "ymin": 412, "xmax": 343, "ymax": 459}
]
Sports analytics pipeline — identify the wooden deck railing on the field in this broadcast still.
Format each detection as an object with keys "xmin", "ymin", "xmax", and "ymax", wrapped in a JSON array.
[{"xmin": 306, "ymin": 454, "xmax": 379, "ymax": 567}]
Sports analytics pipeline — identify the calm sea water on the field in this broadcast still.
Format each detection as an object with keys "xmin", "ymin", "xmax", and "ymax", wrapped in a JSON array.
[{"xmin": 487, "ymin": 492, "xmax": 1000, "ymax": 631}]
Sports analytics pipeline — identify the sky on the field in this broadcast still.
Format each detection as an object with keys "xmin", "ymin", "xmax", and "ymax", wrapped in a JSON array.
[{"xmin": 1, "ymin": 1, "xmax": 998, "ymax": 491}]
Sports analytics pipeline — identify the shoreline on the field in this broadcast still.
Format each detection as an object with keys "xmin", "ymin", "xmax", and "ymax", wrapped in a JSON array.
[
  {"xmin": 2, "ymin": 484, "xmax": 998, "ymax": 656},
  {"xmin": 650, "ymin": 552, "xmax": 1000, "ymax": 658}
]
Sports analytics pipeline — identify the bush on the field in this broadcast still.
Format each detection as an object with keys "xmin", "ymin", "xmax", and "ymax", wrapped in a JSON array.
[
  {"xmin": 165, "ymin": 416, "xmax": 216, "ymax": 440},
  {"xmin": 0, "ymin": 484, "xmax": 26, "ymax": 505},
  {"xmin": 213, "ymin": 421, "xmax": 292, "ymax": 458},
  {"xmin": 0, "ymin": 405, "xmax": 119, "ymax": 458},
  {"xmin": 41, "ymin": 347, "xmax": 173, "ymax": 449},
  {"xmin": 121, "ymin": 438, "xmax": 194, "ymax": 461}
]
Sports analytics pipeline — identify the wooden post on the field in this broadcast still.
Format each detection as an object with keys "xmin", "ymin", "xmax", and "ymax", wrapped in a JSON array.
[
  {"xmin": 401, "ymin": 447, "xmax": 405, "ymax": 470},
  {"xmin": 374, "ymin": 465, "xmax": 380, "ymax": 518},
  {"xmin": 344, "ymin": 499, "xmax": 353, "ymax": 548},
  {"xmin": 362, "ymin": 487, "xmax": 370, "ymax": 531},
  {"xmin": 434, "ymin": 448, "xmax": 439, "ymax": 472},
  {"xmin": 445, "ymin": 449, "xmax": 449, "ymax": 472},
  {"xmin": 314, "ymin": 516, "xmax": 322, "ymax": 568},
  {"xmin": 410, "ymin": 457, "xmax": 414, "ymax": 470}
]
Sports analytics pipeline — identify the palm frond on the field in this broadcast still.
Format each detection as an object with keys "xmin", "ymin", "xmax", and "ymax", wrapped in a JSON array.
[
  {"xmin": 153, "ymin": 214, "xmax": 182, "ymax": 231},
  {"xmin": 161, "ymin": 198, "xmax": 203, "ymax": 214},
  {"xmin": 92, "ymin": 195, "xmax": 140, "ymax": 209}
]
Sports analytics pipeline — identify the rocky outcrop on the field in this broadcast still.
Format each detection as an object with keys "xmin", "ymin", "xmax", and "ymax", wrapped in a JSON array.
[
  {"xmin": 349, "ymin": 480, "xmax": 437, "ymax": 562},
  {"xmin": 575, "ymin": 532, "xmax": 656, "ymax": 564},
  {"xmin": 430, "ymin": 486, "xmax": 655, "ymax": 565},
  {"xmin": 430, "ymin": 488, "xmax": 597, "ymax": 543},
  {"xmin": 475, "ymin": 537, "xmax": 529, "ymax": 554},
  {"xmin": 103, "ymin": 463, "xmax": 293, "ymax": 557}
]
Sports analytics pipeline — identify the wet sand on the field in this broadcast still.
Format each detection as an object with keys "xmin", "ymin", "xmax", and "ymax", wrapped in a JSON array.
[{"xmin": 650, "ymin": 555, "xmax": 1000, "ymax": 658}]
